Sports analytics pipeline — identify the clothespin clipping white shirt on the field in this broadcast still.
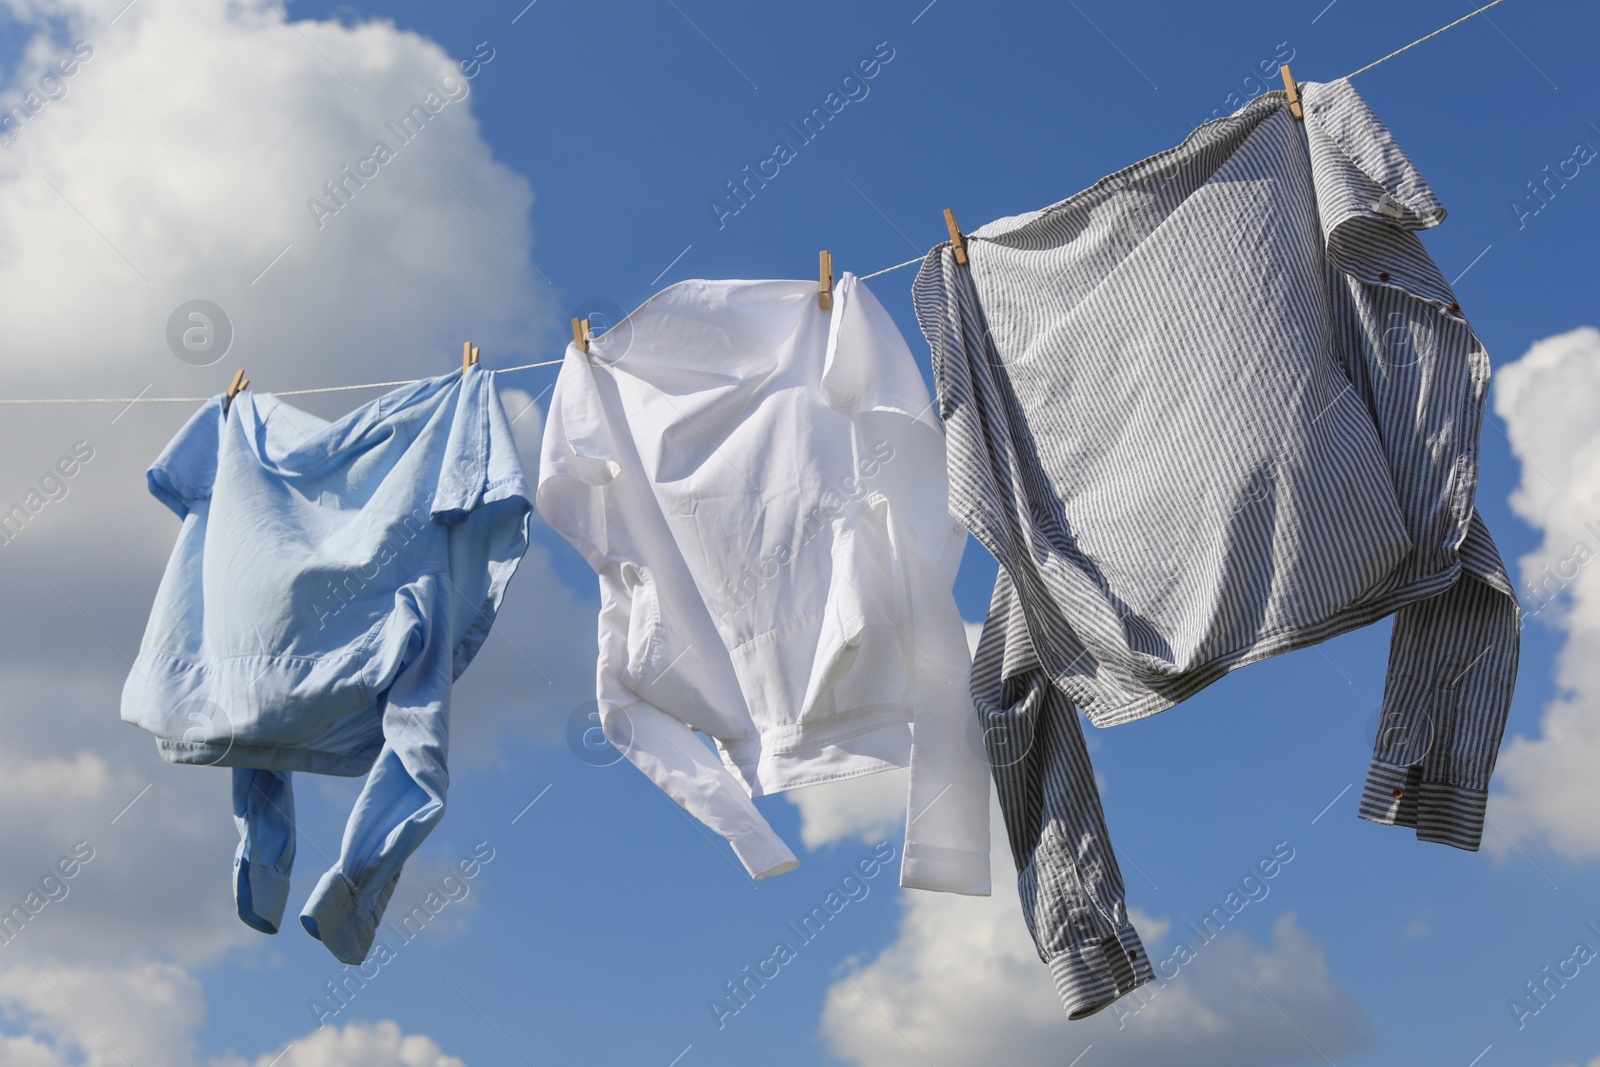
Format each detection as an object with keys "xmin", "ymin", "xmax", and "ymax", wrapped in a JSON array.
[
  {"xmin": 819, "ymin": 250, "xmax": 834, "ymax": 310},
  {"xmin": 1280, "ymin": 65, "xmax": 1303, "ymax": 120},
  {"xmin": 571, "ymin": 317, "xmax": 591, "ymax": 354},
  {"xmin": 462, "ymin": 341, "xmax": 480, "ymax": 373},
  {"xmin": 944, "ymin": 209, "xmax": 968, "ymax": 266},
  {"xmin": 223, "ymin": 368, "xmax": 249, "ymax": 414}
]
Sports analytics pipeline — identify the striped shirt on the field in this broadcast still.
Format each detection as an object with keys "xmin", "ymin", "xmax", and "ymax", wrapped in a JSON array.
[{"xmin": 913, "ymin": 79, "xmax": 1520, "ymax": 1019}]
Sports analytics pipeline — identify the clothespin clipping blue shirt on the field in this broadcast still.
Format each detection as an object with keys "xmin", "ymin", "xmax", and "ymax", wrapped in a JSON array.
[{"xmin": 223, "ymin": 368, "xmax": 249, "ymax": 414}]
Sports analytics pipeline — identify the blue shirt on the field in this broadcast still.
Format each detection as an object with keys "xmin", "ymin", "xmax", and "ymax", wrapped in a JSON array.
[{"xmin": 121, "ymin": 365, "xmax": 531, "ymax": 964}]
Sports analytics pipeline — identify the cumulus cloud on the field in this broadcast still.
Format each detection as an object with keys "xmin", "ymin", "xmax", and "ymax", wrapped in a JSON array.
[
  {"xmin": 215, "ymin": 1019, "xmax": 467, "ymax": 1067},
  {"xmin": 786, "ymin": 768, "xmax": 909, "ymax": 850},
  {"xmin": 818, "ymin": 804, "xmax": 1372, "ymax": 1067},
  {"xmin": 0, "ymin": 961, "xmax": 465, "ymax": 1067},
  {"xmin": 0, "ymin": 0, "xmax": 590, "ymax": 987},
  {"xmin": 1489, "ymin": 326, "xmax": 1600, "ymax": 858}
]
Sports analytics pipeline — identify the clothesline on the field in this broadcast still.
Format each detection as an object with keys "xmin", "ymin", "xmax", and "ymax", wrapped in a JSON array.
[
  {"xmin": 0, "ymin": 359, "xmax": 564, "ymax": 406},
  {"xmin": 0, "ymin": 0, "xmax": 1507, "ymax": 409}
]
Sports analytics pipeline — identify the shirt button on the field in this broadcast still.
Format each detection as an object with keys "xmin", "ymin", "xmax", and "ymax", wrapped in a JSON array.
[
  {"xmin": 1392, "ymin": 786, "xmax": 1405, "ymax": 799},
  {"xmin": 1379, "ymin": 272, "xmax": 1391, "ymax": 282},
  {"xmin": 1449, "ymin": 302, "xmax": 1461, "ymax": 314}
]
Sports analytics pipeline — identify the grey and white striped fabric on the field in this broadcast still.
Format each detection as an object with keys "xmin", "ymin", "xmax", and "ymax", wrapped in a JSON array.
[{"xmin": 913, "ymin": 79, "xmax": 1520, "ymax": 1019}]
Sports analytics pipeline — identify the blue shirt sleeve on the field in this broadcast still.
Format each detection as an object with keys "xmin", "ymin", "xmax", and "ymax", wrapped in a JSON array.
[
  {"xmin": 147, "ymin": 396, "xmax": 224, "ymax": 519},
  {"xmin": 297, "ymin": 367, "xmax": 532, "ymax": 965}
]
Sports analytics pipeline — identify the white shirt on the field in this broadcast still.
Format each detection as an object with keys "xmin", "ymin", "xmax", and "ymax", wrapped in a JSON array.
[{"xmin": 539, "ymin": 273, "xmax": 989, "ymax": 894}]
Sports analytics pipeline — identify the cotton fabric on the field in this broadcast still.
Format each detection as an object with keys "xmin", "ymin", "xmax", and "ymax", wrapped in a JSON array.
[
  {"xmin": 913, "ymin": 79, "xmax": 1519, "ymax": 1017},
  {"xmin": 539, "ymin": 273, "xmax": 990, "ymax": 894},
  {"xmin": 122, "ymin": 366, "xmax": 531, "ymax": 964}
]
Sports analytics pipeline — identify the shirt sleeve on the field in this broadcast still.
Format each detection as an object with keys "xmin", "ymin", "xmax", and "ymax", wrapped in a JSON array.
[
  {"xmin": 301, "ymin": 368, "xmax": 534, "ymax": 965},
  {"xmin": 1358, "ymin": 514, "xmax": 1521, "ymax": 849},
  {"xmin": 898, "ymin": 547, "xmax": 992, "ymax": 896},
  {"xmin": 300, "ymin": 572, "xmax": 454, "ymax": 965},
  {"xmin": 595, "ymin": 561, "xmax": 799, "ymax": 881},
  {"xmin": 147, "ymin": 396, "xmax": 224, "ymax": 519},
  {"xmin": 232, "ymin": 767, "xmax": 295, "ymax": 935},
  {"xmin": 976, "ymin": 569, "xmax": 1154, "ymax": 1018}
]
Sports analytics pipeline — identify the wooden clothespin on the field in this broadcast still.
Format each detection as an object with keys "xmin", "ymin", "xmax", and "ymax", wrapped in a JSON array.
[
  {"xmin": 223, "ymin": 368, "xmax": 249, "ymax": 413},
  {"xmin": 462, "ymin": 341, "xmax": 480, "ymax": 372},
  {"xmin": 819, "ymin": 250, "xmax": 834, "ymax": 310},
  {"xmin": 943, "ymin": 209, "xmax": 968, "ymax": 266},
  {"xmin": 1280, "ymin": 65, "xmax": 1303, "ymax": 121},
  {"xmin": 571, "ymin": 317, "xmax": 591, "ymax": 354}
]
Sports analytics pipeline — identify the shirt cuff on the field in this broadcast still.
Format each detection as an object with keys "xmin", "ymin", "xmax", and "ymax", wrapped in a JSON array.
[
  {"xmin": 731, "ymin": 831, "xmax": 800, "ymax": 881},
  {"xmin": 1046, "ymin": 921, "xmax": 1155, "ymax": 1020},
  {"xmin": 301, "ymin": 868, "xmax": 395, "ymax": 965},
  {"xmin": 233, "ymin": 854, "xmax": 290, "ymax": 935},
  {"xmin": 900, "ymin": 842, "xmax": 991, "ymax": 896},
  {"xmin": 1358, "ymin": 760, "xmax": 1488, "ymax": 851}
]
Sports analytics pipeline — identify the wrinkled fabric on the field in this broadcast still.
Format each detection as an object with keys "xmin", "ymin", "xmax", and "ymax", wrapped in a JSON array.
[
  {"xmin": 122, "ymin": 366, "xmax": 531, "ymax": 964},
  {"xmin": 540, "ymin": 273, "xmax": 990, "ymax": 894},
  {"xmin": 914, "ymin": 79, "xmax": 1519, "ymax": 1017}
]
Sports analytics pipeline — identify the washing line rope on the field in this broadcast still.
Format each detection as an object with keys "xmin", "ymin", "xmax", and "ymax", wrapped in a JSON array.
[
  {"xmin": 844, "ymin": 0, "xmax": 1504, "ymax": 283},
  {"xmin": 0, "ymin": 0, "xmax": 1507, "ymax": 409},
  {"xmin": 1344, "ymin": 0, "xmax": 1505, "ymax": 79},
  {"xmin": 0, "ymin": 359, "xmax": 564, "ymax": 406}
]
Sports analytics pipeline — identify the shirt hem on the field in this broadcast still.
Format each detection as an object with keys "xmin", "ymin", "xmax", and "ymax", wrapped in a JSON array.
[
  {"xmin": 727, "ymin": 710, "xmax": 912, "ymax": 798},
  {"xmin": 158, "ymin": 739, "xmax": 374, "ymax": 777},
  {"xmin": 1072, "ymin": 563, "xmax": 1462, "ymax": 728}
]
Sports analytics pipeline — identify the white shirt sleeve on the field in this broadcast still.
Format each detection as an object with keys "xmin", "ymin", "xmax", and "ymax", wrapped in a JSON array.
[
  {"xmin": 596, "ymin": 563, "xmax": 799, "ymax": 880},
  {"xmin": 827, "ymin": 275, "xmax": 992, "ymax": 895},
  {"xmin": 899, "ymin": 546, "xmax": 992, "ymax": 895}
]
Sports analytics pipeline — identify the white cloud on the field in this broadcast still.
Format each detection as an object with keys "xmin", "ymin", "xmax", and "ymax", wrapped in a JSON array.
[
  {"xmin": 0, "ymin": 961, "xmax": 466, "ymax": 1067},
  {"xmin": 1490, "ymin": 326, "xmax": 1600, "ymax": 858},
  {"xmin": 215, "ymin": 1020, "xmax": 467, "ymax": 1067},
  {"xmin": 0, "ymin": 961, "xmax": 205, "ymax": 1067},
  {"xmin": 0, "ymin": 0, "xmax": 592, "ymax": 983},
  {"xmin": 786, "ymin": 768, "xmax": 909, "ymax": 850},
  {"xmin": 819, "ymin": 804, "xmax": 1371, "ymax": 1067}
]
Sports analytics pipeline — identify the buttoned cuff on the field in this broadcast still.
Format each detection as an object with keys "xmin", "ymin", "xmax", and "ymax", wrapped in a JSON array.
[
  {"xmin": 1358, "ymin": 761, "xmax": 1487, "ymax": 851},
  {"xmin": 233, "ymin": 854, "xmax": 290, "ymax": 935},
  {"xmin": 900, "ymin": 842, "xmax": 990, "ymax": 896},
  {"xmin": 301, "ymin": 868, "xmax": 393, "ymax": 965},
  {"xmin": 1046, "ymin": 921, "xmax": 1154, "ymax": 1020},
  {"xmin": 731, "ymin": 831, "xmax": 800, "ymax": 882}
]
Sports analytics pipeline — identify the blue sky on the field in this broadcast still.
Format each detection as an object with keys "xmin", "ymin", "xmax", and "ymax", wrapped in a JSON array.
[{"xmin": 0, "ymin": 1, "xmax": 1597, "ymax": 1065}]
